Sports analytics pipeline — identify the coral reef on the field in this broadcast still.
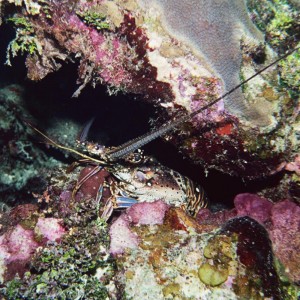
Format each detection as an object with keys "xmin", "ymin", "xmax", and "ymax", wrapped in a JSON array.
[
  {"xmin": 0, "ymin": 1, "xmax": 299, "ymax": 298},
  {"xmin": 0, "ymin": 159, "xmax": 299, "ymax": 299},
  {"xmin": 0, "ymin": 0, "xmax": 299, "ymax": 179},
  {"xmin": 0, "ymin": 84, "xmax": 65, "ymax": 206},
  {"xmin": 0, "ymin": 165, "xmax": 116, "ymax": 299},
  {"xmin": 140, "ymin": 0, "xmax": 266, "ymax": 118},
  {"xmin": 197, "ymin": 193, "xmax": 300, "ymax": 284},
  {"xmin": 109, "ymin": 201, "xmax": 298, "ymax": 299}
]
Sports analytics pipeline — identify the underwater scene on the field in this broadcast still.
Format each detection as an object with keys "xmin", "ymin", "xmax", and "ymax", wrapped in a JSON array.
[{"xmin": 0, "ymin": 0, "xmax": 299, "ymax": 299}]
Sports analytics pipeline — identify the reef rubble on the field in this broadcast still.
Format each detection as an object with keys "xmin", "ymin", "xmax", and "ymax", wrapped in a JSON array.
[{"xmin": 0, "ymin": 166, "xmax": 299, "ymax": 299}]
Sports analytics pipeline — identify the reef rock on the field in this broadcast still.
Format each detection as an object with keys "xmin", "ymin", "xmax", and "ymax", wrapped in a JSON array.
[
  {"xmin": 0, "ymin": 85, "xmax": 64, "ymax": 206},
  {"xmin": 109, "ymin": 201, "xmax": 298, "ymax": 299},
  {"xmin": 1, "ymin": 0, "xmax": 299, "ymax": 179},
  {"xmin": 0, "ymin": 163, "xmax": 299, "ymax": 299},
  {"xmin": 269, "ymin": 200, "xmax": 300, "ymax": 284},
  {"xmin": 0, "ymin": 167, "xmax": 116, "ymax": 299},
  {"xmin": 197, "ymin": 193, "xmax": 300, "ymax": 284}
]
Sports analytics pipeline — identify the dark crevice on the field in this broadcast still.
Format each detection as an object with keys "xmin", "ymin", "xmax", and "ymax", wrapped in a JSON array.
[
  {"xmin": 0, "ymin": 23, "xmax": 284, "ymax": 209},
  {"xmin": 144, "ymin": 138, "xmax": 284, "ymax": 208}
]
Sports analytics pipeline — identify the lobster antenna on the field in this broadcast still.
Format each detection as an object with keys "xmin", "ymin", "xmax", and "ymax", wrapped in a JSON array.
[
  {"xmin": 25, "ymin": 121, "xmax": 105, "ymax": 164},
  {"xmin": 105, "ymin": 46, "xmax": 299, "ymax": 161}
]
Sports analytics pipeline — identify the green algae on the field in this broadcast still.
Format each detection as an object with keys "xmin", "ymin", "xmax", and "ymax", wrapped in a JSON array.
[
  {"xmin": 6, "ymin": 16, "xmax": 41, "ymax": 66},
  {"xmin": 7, "ymin": 17, "xmax": 33, "ymax": 31},
  {"xmin": 199, "ymin": 235, "xmax": 234, "ymax": 287},
  {"xmin": 162, "ymin": 283, "xmax": 181, "ymax": 298},
  {"xmin": 198, "ymin": 263, "xmax": 229, "ymax": 287},
  {"xmin": 279, "ymin": 46, "xmax": 300, "ymax": 93},
  {"xmin": 77, "ymin": 11, "xmax": 110, "ymax": 30},
  {"xmin": 274, "ymin": 258, "xmax": 300, "ymax": 300},
  {"xmin": 247, "ymin": 0, "xmax": 299, "ymax": 50},
  {"xmin": 1, "ymin": 225, "xmax": 114, "ymax": 299}
]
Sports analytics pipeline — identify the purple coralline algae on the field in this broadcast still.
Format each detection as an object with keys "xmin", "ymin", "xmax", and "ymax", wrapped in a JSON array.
[
  {"xmin": 0, "ymin": 206, "xmax": 66, "ymax": 283},
  {"xmin": 269, "ymin": 200, "xmax": 300, "ymax": 284},
  {"xmin": 234, "ymin": 192, "xmax": 273, "ymax": 224},
  {"xmin": 0, "ymin": 225, "xmax": 39, "ymax": 281},
  {"xmin": 109, "ymin": 201, "xmax": 169, "ymax": 255},
  {"xmin": 127, "ymin": 200, "xmax": 168, "ymax": 225},
  {"xmin": 1, "ymin": 0, "xmax": 299, "ymax": 178},
  {"xmin": 126, "ymin": 200, "xmax": 169, "ymax": 225},
  {"xmin": 34, "ymin": 217, "xmax": 66, "ymax": 242},
  {"xmin": 109, "ymin": 214, "xmax": 139, "ymax": 256}
]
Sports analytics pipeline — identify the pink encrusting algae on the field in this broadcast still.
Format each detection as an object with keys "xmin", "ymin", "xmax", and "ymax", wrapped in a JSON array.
[{"xmin": 0, "ymin": 216, "xmax": 66, "ymax": 282}]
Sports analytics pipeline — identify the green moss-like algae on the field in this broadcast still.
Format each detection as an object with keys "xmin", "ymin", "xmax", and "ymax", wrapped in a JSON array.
[{"xmin": 1, "ymin": 225, "xmax": 114, "ymax": 300}]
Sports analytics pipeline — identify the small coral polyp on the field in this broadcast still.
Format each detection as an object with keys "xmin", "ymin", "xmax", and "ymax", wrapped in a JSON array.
[{"xmin": 2, "ymin": 0, "xmax": 299, "ymax": 178}]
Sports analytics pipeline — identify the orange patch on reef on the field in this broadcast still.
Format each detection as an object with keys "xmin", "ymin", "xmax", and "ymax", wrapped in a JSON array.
[
  {"xmin": 164, "ymin": 207, "xmax": 216, "ymax": 233},
  {"xmin": 216, "ymin": 123, "xmax": 234, "ymax": 135}
]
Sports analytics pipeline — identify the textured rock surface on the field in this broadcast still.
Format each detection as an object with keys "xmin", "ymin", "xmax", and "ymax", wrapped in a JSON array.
[
  {"xmin": 110, "ymin": 202, "xmax": 298, "ymax": 299},
  {"xmin": 0, "ymin": 161, "xmax": 299, "ymax": 299},
  {"xmin": 0, "ymin": 215, "xmax": 65, "ymax": 283},
  {"xmin": 0, "ymin": 166, "xmax": 115, "ymax": 299},
  {"xmin": 269, "ymin": 200, "xmax": 300, "ymax": 284},
  {"xmin": 139, "ymin": 0, "xmax": 265, "ymax": 120},
  {"xmin": 197, "ymin": 193, "xmax": 300, "ymax": 284},
  {"xmin": 234, "ymin": 193, "xmax": 273, "ymax": 223}
]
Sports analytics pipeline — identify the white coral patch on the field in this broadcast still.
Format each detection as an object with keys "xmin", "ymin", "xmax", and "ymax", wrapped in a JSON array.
[
  {"xmin": 8, "ymin": 0, "xmax": 42, "ymax": 15},
  {"xmin": 147, "ymin": 32, "xmax": 163, "ymax": 49},
  {"xmin": 147, "ymin": 50, "xmax": 214, "ymax": 111},
  {"xmin": 0, "ymin": 237, "xmax": 9, "ymax": 284}
]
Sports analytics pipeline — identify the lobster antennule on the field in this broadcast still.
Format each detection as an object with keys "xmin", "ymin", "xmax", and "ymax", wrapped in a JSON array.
[
  {"xmin": 105, "ymin": 46, "xmax": 300, "ymax": 161},
  {"xmin": 77, "ymin": 117, "xmax": 95, "ymax": 143}
]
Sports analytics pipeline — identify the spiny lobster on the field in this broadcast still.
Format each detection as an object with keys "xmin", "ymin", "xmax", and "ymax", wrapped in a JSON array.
[{"xmin": 28, "ymin": 47, "xmax": 299, "ymax": 221}]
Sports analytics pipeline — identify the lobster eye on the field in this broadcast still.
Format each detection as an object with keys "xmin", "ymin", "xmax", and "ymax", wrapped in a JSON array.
[
  {"xmin": 133, "ymin": 153, "xmax": 142, "ymax": 162},
  {"xmin": 123, "ymin": 149, "xmax": 145, "ymax": 164}
]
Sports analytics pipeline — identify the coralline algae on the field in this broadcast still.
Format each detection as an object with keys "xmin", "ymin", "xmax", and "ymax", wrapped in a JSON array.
[{"xmin": 0, "ymin": 213, "xmax": 65, "ymax": 283}]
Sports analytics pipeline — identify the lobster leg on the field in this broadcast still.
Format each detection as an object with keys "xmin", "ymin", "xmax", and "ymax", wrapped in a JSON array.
[
  {"xmin": 100, "ymin": 195, "xmax": 138, "ymax": 221},
  {"xmin": 101, "ymin": 199, "xmax": 114, "ymax": 221},
  {"xmin": 115, "ymin": 196, "xmax": 138, "ymax": 208}
]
